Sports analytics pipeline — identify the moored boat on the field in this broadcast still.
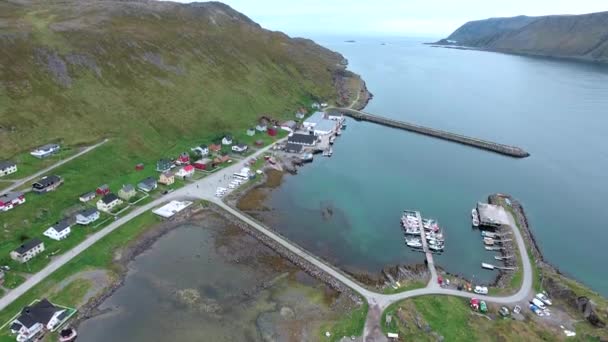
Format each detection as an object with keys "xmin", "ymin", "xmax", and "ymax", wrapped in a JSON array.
[
  {"xmin": 406, "ymin": 238, "xmax": 423, "ymax": 248},
  {"xmin": 472, "ymin": 208, "xmax": 480, "ymax": 227}
]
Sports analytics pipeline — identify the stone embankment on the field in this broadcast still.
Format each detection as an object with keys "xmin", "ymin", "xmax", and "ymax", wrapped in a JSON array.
[
  {"xmin": 336, "ymin": 108, "xmax": 530, "ymax": 158},
  {"xmin": 207, "ymin": 203, "xmax": 364, "ymax": 305}
]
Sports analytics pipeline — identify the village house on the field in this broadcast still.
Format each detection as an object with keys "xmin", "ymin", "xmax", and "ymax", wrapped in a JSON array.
[
  {"xmin": 255, "ymin": 123, "xmax": 267, "ymax": 132},
  {"xmin": 231, "ymin": 144, "xmax": 248, "ymax": 153},
  {"xmin": 10, "ymin": 239, "xmax": 45, "ymax": 263},
  {"xmin": 193, "ymin": 158, "xmax": 212, "ymax": 170},
  {"xmin": 176, "ymin": 164, "xmax": 195, "ymax": 178},
  {"xmin": 10, "ymin": 299, "xmax": 67, "ymax": 342},
  {"xmin": 96, "ymin": 184, "xmax": 110, "ymax": 196},
  {"xmin": 177, "ymin": 152, "xmax": 190, "ymax": 165},
  {"xmin": 43, "ymin": 219, "xmax": 72, "ymax": 241},
  {"xmin": 191, "ymin": 145, "xmax": 209, "ymax": 156},
  {"xmin": 78, "ymin": 191, "xmax": 96, "ymax": 203},
  {"xmin": 280, "ymin": 120, "xmax": 297, "ymax": 132},
  {"xmin": 30, "ymin": 144, "xmax": 60, "ymax": 159},
  {"xmin": 32, "ymin": 175, "xmax": 63, "ymax": 194},
  {"xmin": 0, "ymin": 192, "xmax": 26, "ymax": 212},
  {"xmin": 118, "ymin": 184, "xmax": 137, "ymax": 200},
  {"xmin": 156, "ymin": 159, "xmax": 172, "ymax": 172},
  {"xmin": 327, "ymin": 111, "xmax": 344, "ymax": 121},
  {"xmin": 246, "ymin": 128, "xmax": 256, "ymax": 136},
  {"xmin": 159, "ymin": 171, "xmax": 175, "ymax": 185},
  {"xmin": 221, "ymin": 135, "xmax": 233, "ymax": 145},
  {"xmin": 97, "ymin": 193, "xmax": 123, "ymax": 213},
  {"xmin": 0, "ymin": 160, "xmax": 17, "ymax": 177},
  {"xmin": 287, "ymin": 133, "xmax": 317, "ymax": 146},
  {"xmin": 76, "ymin": 208, "xmax": 100, "ymax": 225},
  {"xmin": 285, "ymin": 143, "xmax": 303, "ymax": 154},
  {"xmin": 138, "ymin": 177, "xmax": 157, "ymax": 192},
  {"xmin": 209, "ymin": 143, "xmax": 222, "ymax": 153}
]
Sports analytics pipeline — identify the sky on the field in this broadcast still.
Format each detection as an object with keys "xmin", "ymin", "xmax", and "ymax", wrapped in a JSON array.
[{"xmin": 170, "ymin": 0, "xmax": 606, "ymax": 37}]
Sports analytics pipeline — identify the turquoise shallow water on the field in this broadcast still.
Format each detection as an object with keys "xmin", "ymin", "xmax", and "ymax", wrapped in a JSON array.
[{"xmin": 261, "ymin": 37, "xmax": 608, "ymax": 294}]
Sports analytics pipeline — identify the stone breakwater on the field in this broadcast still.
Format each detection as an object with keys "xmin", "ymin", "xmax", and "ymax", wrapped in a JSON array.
[
  {"xmin": 336, "ymin": 108, "xmax": 530, "ymax": 158},
  {"xmin": 208, "ymin": 203, "xmax": 364, "ymax": 306}
]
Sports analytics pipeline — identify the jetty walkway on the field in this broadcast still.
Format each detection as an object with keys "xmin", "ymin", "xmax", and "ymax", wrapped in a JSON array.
[{"xmin": 327, "ymin": 107, "xmax": 530, "ymax": 158}]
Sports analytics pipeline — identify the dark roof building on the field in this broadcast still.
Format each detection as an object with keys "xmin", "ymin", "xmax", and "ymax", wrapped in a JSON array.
[
  {"xmin": 101, "ymin": 193, "xmax": 120, "ymax": 205},
  {"xmin": 11, "ymin": 299, "xmax": 64, "ymax": 333},
  {"xmin": 0, "ymin": 160, "xmax": 17, "ymax": 170},
  {"xmin": 287, "ymin": 133, "xmax": 317, "ymax": 146},
  {"xmin": 285, "ymin": 143, "xmax": 303, "ymax": 153},
  {"xmin": 14, "ymin": 238, "xmax": 44, "ymax": 255},
  {"xmin": 51, "ymin": 219, "xmax": 71, "ymax": 233},
  {"xmin": 78, "ymin": 208, "xmax": 99, "ymax": 218}
]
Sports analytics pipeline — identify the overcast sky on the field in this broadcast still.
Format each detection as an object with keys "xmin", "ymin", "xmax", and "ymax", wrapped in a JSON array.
[{"xmin": 171, "ymin": 0, "xmax": 606, "ymax": 37}]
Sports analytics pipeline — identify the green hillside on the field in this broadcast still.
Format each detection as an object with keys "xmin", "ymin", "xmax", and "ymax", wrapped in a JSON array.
[
  {"xmin": 438, "ymin": 11, "xmax": 608, "ymax": 63},
  {"xmin": 0, "ymin": 0, "xmax": 345, "ymax": 158}
]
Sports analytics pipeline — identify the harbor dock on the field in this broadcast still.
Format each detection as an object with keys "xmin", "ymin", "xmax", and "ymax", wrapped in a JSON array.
[{"xmin": 331, "ymin": 108, "xmax": 529, "ymax": 158}]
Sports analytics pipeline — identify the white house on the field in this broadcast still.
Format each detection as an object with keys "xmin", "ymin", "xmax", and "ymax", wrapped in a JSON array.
[
  {"xmin": 222, "ymin": 135, "xmax": 233, "ymax": 145},
  {"xmin": 10, "ymin": 299, "xmax": 66, "ymax": 342},
  {"xmin": 76, "ymin": 208, "xmax": 100, "ymax": 225},
  {"xmin": 30, "ymin": 144, "xmax": 60, "ymax": 159},
  {"xmin": 43, "ymin": 219, "xmax": 72, "ymax": 241},
  {"xmin": 327, "ymin": 112, "xmax": 344, "ymax": 121},
  {"xmin": 175, "ymin": 165, "xmax": 195, "ymax": 178},
  {"xmin": 0, "ymin": 161, "xmax": 17, "ymax": 177},
  {"xmin": 280, "ymin": 120, "xmax": 297, "ymax": 132},
  {"xmin": 79, "ymin": 191, "xmax": 96, "ymax": 202},
  {"xmin": 255, "ymin": 124, "xmax": 267, "ymax": 132},
  {"xmin": 97, "ymin": 193, "xmax": 123, "ymax": 213},
  {"xmin": 231, "ymin": 144, "xmax": 248, "ymax": 153},
  {"xmin": 10, "ymin": 239, "xmax": 45, "ymax": 263},
  {"xmin": 190, "ymin": 145, "xmax": 209, "ymax": 156}
]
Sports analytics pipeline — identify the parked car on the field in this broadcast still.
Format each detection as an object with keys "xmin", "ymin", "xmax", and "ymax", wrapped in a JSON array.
[
  {"xmin": 529, "ymin": 304, "xmax": 543, "ymax": 316},
  {"xmin": 536, "ymin": 293, "xmax": 552, "ymax": 306},
  {"xmin": 513, "ymin": 305, "xmax": 521, "ymax": 314},
  {"xmin": 531, "ymin": 298, "xmax": 546, "ymax": 310},
  {"xmin": 474, "ymin": 286, "xmax": 488, "ymax": 295}
]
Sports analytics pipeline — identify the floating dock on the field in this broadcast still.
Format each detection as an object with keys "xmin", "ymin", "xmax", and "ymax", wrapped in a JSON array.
[{"xmin": 333, "ymin": 108, "xmax": 529, "ymax": 158}]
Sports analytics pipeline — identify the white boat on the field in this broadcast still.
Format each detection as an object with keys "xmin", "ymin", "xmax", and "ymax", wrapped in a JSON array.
[
  {"xmin": 472, "ymin": 208, "xmax": 480, "ymax": 227},
  {"xmin": 483, "ymin": 237, "xmax": 495, "ymax": 246},
  {"xmin": 404, "ymin": 228, "xmax": 421, "ymax": 235},
  {"xmin": 406, "ymin": 239, "xmax": 422, "ymax": 248},
  {"xmin": 428, "ymin": 243, "xmax": 444, "ymax": 251},
  {"xmin": 329, "ymin": 136, "xmax": 336, "ymax": 144}
]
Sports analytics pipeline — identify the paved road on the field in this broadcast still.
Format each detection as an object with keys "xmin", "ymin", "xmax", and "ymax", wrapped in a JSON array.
[
  {"xmin": 0, "ymin": 139, "xmax": 109, "ymax": 196},
  {"xmin": 0, "ymin": 142, "xmax": 279, "ymax": 311}
]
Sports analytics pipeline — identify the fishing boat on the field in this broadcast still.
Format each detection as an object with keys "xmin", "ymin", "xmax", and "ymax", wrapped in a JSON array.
[
  {"xmin": 481, "ymin": 231, "xmax": 497, "ymax": 238},
  {"xmin": 403, "ymin": 227, "xmax": 421, "ymax": 235},
  {"xmin": 483, "ymin": 237, "xmax": 495, "ymax": 246},
  {"xmin": 406, "ymin": 238, "xmax": 423, "ymax": 248},
  {"xmin": 428, "ymin": 243, "xmax": 444, "ymax": 251},
  {"xmin": 471, "ymin": 208, "xmax": 479, "ymax": 227}
]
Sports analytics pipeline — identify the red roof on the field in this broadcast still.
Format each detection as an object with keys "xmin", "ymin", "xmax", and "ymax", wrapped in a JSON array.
[{"xmin": 183, "ymin": 165, "xmax": 194, "ymax": 172}]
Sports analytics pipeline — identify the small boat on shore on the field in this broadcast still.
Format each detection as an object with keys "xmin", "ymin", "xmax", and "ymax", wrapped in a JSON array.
[
  {"xmin": 329, "ymin": 136, "xmax": 336, "ymax": 145},
  {"xmin": 322, "ymin": 148, "xmax": 333, "ymax": 157},
  {"xmin": 59, "ymin": 327, "xmax": 77, "ymax": 342}
]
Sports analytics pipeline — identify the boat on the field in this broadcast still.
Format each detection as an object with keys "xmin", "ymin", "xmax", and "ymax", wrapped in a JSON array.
[
  {"xmin": 406, "ymin": 238, "xmax": 423, "ymax": 248},
  {"xmin": 481, "ymin": 231, "xmax": 497, "ymax": 238},
  {"xmin": 301, "ymin": 153, "xmax": 313, "ymax": 163},
  {"xmin": 322, "ymin": 148, "xmax": 333, "ymax": 157},
  {"xmin": 483, "ymin": 237, "xmax": 495, "ymax": 246},
  {"xmin": 59, "ymin": 327, "xmax": 77, "ymax": 342},
  {"xmin": 336, "ymin": 130, "xmax": 342, "ymax": 136},
  {"xmin": 472, "ymin": 208, "xmax": 480, "ymax": 227},
  {"xmin": 482, "ymin": 263, "xmax": 496, "ymax": 270},
  {"xmin": 428, "ymin": 243, "xmax": 444, "ymax": 251},
  {"xmin": 341, "ymin": 121, "xmax": 347, "ymax": 129},
  {"xmin": 329, "ymin": 136, "xmax": 336, "ymax": 145},
  {"xmin": 403, "ymin": 227, "xmax": 421, "ymax": 235}
]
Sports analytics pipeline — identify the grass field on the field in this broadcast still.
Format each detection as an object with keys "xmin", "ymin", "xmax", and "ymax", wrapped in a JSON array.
[
  {"xmin": 382, "ymin": 296, "xmax": 562, "ymax": 341},
  {"xmin": 319, "ymin": 300, "xmax": 368, "ymax": 342},
  {"xmin": 382, "ymin": 280, "xmax": 426, "ymax": 294}
]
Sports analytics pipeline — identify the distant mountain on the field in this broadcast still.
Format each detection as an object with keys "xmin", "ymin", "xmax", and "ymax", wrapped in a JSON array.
[
  {"xmin": 436, "ymin": 12, "xmax": 608, "ymax": 62},
  {"xmin": 0, "ymin": 0, "xmax": 347, "ymax": 157}
]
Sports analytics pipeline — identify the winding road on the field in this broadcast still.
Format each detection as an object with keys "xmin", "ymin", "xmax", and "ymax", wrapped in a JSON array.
[{"xmin": 0, "ymin": 137, "xmax": 533, "ymax": 342}]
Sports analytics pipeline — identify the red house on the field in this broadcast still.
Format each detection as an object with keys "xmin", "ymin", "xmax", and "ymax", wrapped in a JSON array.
[
  {"xmin": 177, "ymin": 152, "xmax": 190, "ymax": 165},
  {"xmin": 96, "ymin": 184, "xmax": 110, "ymax": 195},
  {"xmin": 193, "ymin": 159, "xmax": 211, "ymax": 170},
  {"xmin": 209, "ymin": 144, "xmax": 222, "ymax": 153},
  {"xmin": 267, "ymin": 126, "xmax": 278, "ymax": 136}
]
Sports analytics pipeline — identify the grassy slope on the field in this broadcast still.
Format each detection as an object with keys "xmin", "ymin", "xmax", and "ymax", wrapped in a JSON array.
[
  {"xmin": 0, "ymin": 0, "xmax": 341, "ymax": 158},
  {"xmin": 319, "ymin": 300, "xmax": 368, "ymax": 342}
]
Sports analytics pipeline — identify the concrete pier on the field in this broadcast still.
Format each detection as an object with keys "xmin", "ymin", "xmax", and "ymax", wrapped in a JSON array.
[{"xmin": 332, "ymin": 108, "xmax": 530, "ymax": 158}]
